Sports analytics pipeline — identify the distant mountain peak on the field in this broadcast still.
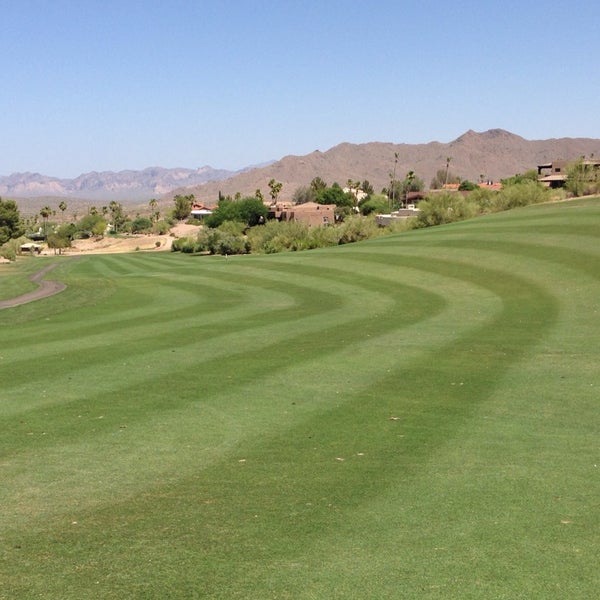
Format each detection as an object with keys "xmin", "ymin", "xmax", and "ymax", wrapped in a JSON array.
[{"xmin": 451, "ymin": 128, "xmax": 525, "ymax": 145}]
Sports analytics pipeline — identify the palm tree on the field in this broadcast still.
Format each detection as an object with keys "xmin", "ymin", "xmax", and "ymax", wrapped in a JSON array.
[
  {"xmin": 444, "ymin": 157, "xmax": 452, "ymax": 187},
  {"xmin": 390, "ymin": 152, "xmax": 399, "ymax": 209},
  {"xmin": 149, "ymin": 198, "xmax": 158, "ymax": 222},
  {"xmin": 404, "ymin": 171, "xmax": 415, "ymax": 208},
  {"xmin": 39, "ymin": 206, "xmax": 52, "ymax": 238},
  {"xmin": 58, "ymin": 200, "xmax": 67, "ymax": 222}
]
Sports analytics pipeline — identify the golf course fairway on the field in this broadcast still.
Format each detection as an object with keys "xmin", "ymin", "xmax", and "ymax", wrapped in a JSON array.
[{"xmin": 1, "ymin": 198, "xmax": 598, "ymax": 599}]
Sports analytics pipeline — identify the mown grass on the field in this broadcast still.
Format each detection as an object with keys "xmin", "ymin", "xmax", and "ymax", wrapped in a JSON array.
[{"xmin": 1, "ymin": 197, "xmax": 598, "ymax": 598}]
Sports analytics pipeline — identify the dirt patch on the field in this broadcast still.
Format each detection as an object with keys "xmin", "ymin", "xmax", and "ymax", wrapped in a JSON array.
[
  {"xmin": 0, "ymin": 262, "xmax": 67, "ymax": 309},
  {"xmin": 53, "ymin": 224, "xmax": 201, "ymax": 256}
]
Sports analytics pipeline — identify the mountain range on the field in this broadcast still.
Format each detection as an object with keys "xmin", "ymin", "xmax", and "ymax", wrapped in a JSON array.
[
  {"xmin": 4, "ymin": 130, "xmax": 600, "ymax": 208},
  {"xmin": 170, "ymin": 129, "xmax": 600, "ymax": 204},
  {"xmin": 0, "ymin": 166, "xmax": 237, "ymax": 201}
]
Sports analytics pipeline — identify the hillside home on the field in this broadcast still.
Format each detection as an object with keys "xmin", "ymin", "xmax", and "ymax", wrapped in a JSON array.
[
  {"xmin": 538, "ymin": 158, "xmax": 600, "ymax": 188},
  {"xmin": 268, "ymin": 201, "xmax": 336, "ymax": 227},
  {"xmin": 537, "ymin": 160, "xmax": 569, "ymax": 187},
  {"xmin": 190, "ymin": 203, "xmax": 213, "ymax": 220}
]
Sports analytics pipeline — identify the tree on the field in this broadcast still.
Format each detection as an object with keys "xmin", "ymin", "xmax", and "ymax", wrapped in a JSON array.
[
  {"xmin": 0, "ymin": 197, "xmax": 24, "ymax": 245},
  {"xmin": 310, "ymin": 177, "xmax": 327, "ymax": 193},
  {"xmin": 77, "ymin": 213, "xmax": 106, "ymax": 238},
  {"xmin": 359, "ymin": 193, "xmax": 390, "ymax": 216},
  {"xmin": 47, "ymin": 233, "xmax": 71, "ymax": 254},
  {"xmin": 458, "ymin": 180, "xmax": 478, "ymax": 191},
  {"xmin": 404, "ymin": 171, "xmax": 416, "ymax": 207},
  {"xmin": 39, "ymin": 205, "xmax": 52, "ymax": 238},
  {"xmin": 131, "ymin": 216, "xmax": 153, "ymax": 233},
  {"xmin": 58, "ymin": 200, "xmax": 67, "ymax": 221},
  {"xmin": 109, "ymin": 201, "xmax": 127, "ymax": 233},
  {"xmin": 444, "ymin": 156, "xmax": 452, "ymax": 186},
  {"xmin": 205, "ymin": 197, "xmax": 268, "ymax": 228},
  {"xmin": 361, "ymin": 180, "xmax": 374, "ymax": 196},
  {"xmin": 293, "ymin": 185, "xmax": 316, "ymax": 205},
  {"xmin": 173, "ymin": 194, "xmax": 194, "ymax": 220},
  {"xmin": 255, "ymin": 189, "xmax": 264, "ymax": 202},
  {"xmin": 389, "ymin": 152, "xmax": 399, "ymax": 208},
  {"xmin": 268, "ymin": 179, "xmax": 283, "ymax": 203},
  {"xmin": 149, "ymin": 198, "xmax": 159, "ymax": 222},
  {"xmin": 430, "ymin": 168, "xmax": 460, "ymax": 189}
]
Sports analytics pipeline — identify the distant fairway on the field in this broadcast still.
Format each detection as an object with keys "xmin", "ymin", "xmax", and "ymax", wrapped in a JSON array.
[{"xmin": 1, "ymin": 198, "xmax": 598, "ymax": 599}]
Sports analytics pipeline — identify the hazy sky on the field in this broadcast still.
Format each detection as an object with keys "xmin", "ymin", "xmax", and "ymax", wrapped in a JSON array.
[{"xmin": 2, "ymin": 0, "xmax": 598, "ymax": 177}]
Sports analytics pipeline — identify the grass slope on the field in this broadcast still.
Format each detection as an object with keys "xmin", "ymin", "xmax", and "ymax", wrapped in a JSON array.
[{"xmin": 1, "ymin": 198, "xmax": 598, "ymax": 599}]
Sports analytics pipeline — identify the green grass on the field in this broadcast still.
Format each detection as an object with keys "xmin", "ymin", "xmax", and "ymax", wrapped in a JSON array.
[
  {"xmin": 0, "ymin": 257, "xmax": 57, "ymax": 300},
  {"xmin": 1, "ymin": 198, "xmax": 599, "ymax": 599}
]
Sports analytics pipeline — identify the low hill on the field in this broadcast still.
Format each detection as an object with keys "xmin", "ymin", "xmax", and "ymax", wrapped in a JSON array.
[{"xmin": 167, "ymin": 129, "xmax": 600, "ymax": 204}]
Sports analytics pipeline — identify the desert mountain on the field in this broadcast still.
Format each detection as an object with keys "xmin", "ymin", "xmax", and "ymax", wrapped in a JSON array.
[
  {"xmin": 167, "ymin": 129, "xmax": 600, "ymax": 204},
  {"xmin": 0, "ymin": 166, "xmax": 237, "ymax": 202}
]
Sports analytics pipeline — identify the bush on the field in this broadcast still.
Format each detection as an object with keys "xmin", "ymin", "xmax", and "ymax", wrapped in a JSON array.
[
  {"xmin": 494, "ymin": 180, "xmax": 548, "ymax": 210},
  {"xmin": 414, "ymin": 193, "xmax": 478, "ymax": 228},
  {"xmin": 152, "ymin": 220, "xmax": 170, "ymax": 235},
  {"xmin": 171, "ymin": 236, "xmax": 198, "ymax": 253},
  {"xmin": 130, "ymin": 216, "xmax": 153, "ymax": 233},
  {"xmin": 458, "ymin": 180, "xmax": 478, "ymax": 191},
  {"xmin": 337, "ymin": 216, "xmax": 381, "ymax": 244},
  {"xmin": 247, "ymin": 220, "xmax": 310, "ymax": 254}
]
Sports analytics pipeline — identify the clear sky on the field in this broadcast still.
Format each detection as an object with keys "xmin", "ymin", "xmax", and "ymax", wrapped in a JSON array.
[{"xmin": 2, "ymin": 0, "xmax": 599, "ymax": 178}]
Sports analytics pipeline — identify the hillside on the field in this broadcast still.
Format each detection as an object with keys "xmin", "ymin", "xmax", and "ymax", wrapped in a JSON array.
[{"xmin": 167, "ymin": 129, "xmax": 600, "ymax": 204}]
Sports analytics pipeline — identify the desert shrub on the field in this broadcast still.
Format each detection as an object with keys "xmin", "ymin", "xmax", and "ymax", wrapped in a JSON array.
[
  {"xmin": 171, "ymin": 236, "xmax": 198, "ymax": 253},
  {"xmin": 413, "ymin": 193, "xmax": 478, "ymax": 228},
  {"xmin": 194, "ymin": 227, "xmax": 248, "ymax": 255},
  {"xmin": 565, "ymin": 159, "xmax": 600, "ymax": 196},
  {"xmin": 386, "ymin": 217, "xmax": 415, "ymax": 234},
  {"xmin": 337, "ymin": 215, "xmax": 381, "ymax": 244},
  {"xmin": 469, "ymin": 188, "xmax": 499, "ymax": 213},
  {"xmin": 247, "ymin": 220, "xmax": 310, "ymax": 253},
  {"xmin": 307, "ymin": 224, "xmax": 342, "ymax": 248},
  {"xmin": 1, "ymin": 236, "xmax": 29, "ymax": 260},
  {"xmin": 152, "ymin": 220, "xmax": 170, "ymax": 235},
  {"xmin": 0, "ymin": 245, "xmax": 16, "ymax": 261},
  {"xmin": 495, "ymin": 180, "xmax": 548, "ymax": 210}
]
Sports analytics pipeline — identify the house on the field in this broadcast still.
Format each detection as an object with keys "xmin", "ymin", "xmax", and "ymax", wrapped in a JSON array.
[
  {"xmin": 537, "ymin": 158, "xmax": 600, "ymax": 188},
  {"xmin": 190, "ymin": 203, "xmax": 213, "ymax": 220},
  {"xmin": 537, "ymin": 160, "xmax": 569, "ymax": 188},
  {"xmin": 268, "ymin": 201, "xmax": 336, "ymax": 227},
  {"xmin": 376, "ymin": 206, "xmax": 421, "ymax": 226},
  {"xmin": 20, "ymin": 243, "xmax": 42, "ymax": 254}
]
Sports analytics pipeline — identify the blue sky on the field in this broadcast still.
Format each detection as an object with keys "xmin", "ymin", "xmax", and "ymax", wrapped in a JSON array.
[{"xmin": 2, "ymin": 0, "xmax": 599, "ymax": 177}]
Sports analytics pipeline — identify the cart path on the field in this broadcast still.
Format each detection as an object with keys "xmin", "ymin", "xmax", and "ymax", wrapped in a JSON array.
[{"xmin": 0, "ymin": 262, "xmax": 67, "ymax": 309}]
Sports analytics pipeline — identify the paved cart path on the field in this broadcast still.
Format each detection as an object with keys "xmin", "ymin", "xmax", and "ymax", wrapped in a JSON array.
[{"xmin": 0, "ymin": 262, "xmax": 67, "ymax": 309}]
